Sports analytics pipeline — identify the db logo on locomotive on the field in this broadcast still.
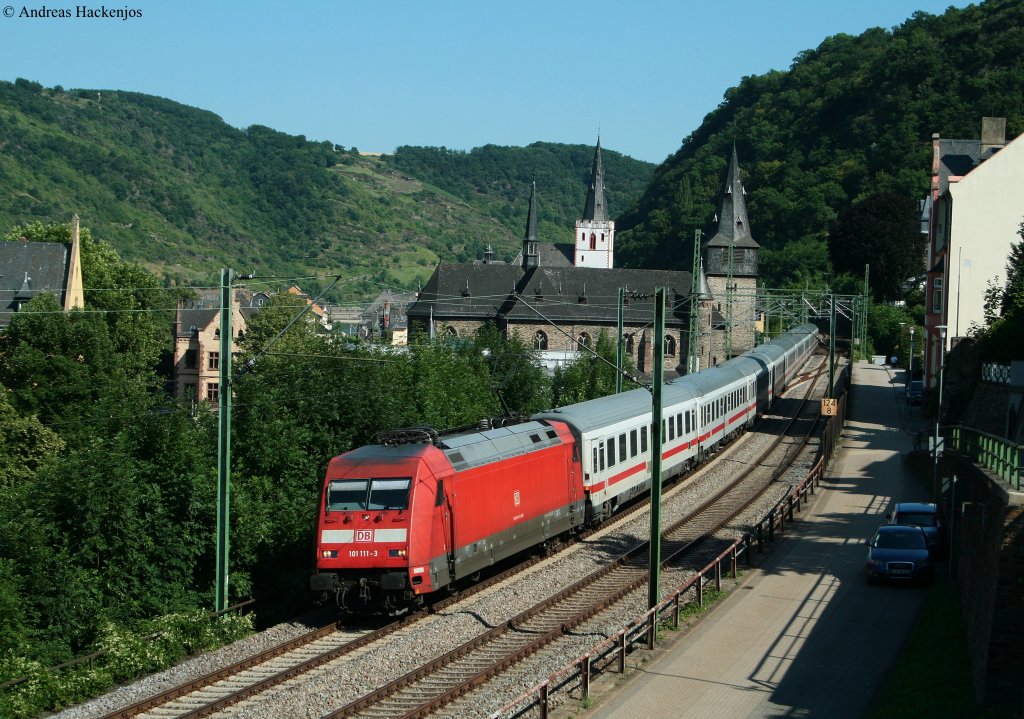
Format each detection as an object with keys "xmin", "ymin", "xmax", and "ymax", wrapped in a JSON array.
[{"xmin": 355, "ymin": 529, "xmax": 373, "ymax": 543}]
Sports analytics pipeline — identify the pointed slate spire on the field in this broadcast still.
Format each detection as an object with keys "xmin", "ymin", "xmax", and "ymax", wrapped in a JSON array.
[
  {"xmin": 522, "ymin": 181, "xmax": 539, "ymax": 269},
  {"xmin": 581, "ymin": 136, "xmax": 608, "ymax": 222},
  {"xmin": 706, "ymin": 143, "xmax": 759, "ymax": 251}
]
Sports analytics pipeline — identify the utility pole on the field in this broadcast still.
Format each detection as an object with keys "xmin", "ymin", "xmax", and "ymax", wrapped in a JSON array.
[
  {"xmin": 862, "ymin": 264, "xmax": 870, "ymax": 361},
  {"xmin": 215, "ymin": 268, "xmax": 234, "ymax": 612},
  {"xmin": 648, "ymin": 288, "xmax": 665, "ymax": 611},
  {"xmin": 687, "ymin": 230, "xmax": 701, "ymax": 374},
  {"xmin": 616, "ymin": 287, "xmax": 624, "ymax": 393},
  {"xmin": 725, "ymin": 233, "xmax": 734, "ymax": 360},
  {"xmin": 828, "ymin": 295, "xmax": 836, "ymax": 398}
]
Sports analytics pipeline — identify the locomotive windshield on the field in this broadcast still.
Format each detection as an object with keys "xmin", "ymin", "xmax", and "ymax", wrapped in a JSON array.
[{"xmin": 327, "ymin": 478, "xmax": 411, "ymax": 511}]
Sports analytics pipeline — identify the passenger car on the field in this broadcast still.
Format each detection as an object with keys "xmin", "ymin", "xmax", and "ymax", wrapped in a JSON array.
[
  {"xmin": 866, "ymin": 525, "xmax": 934, "ymax": 584},
  {"xmin": 889, "ymin": 502, "xmax": 945, "ymax": 556},
  {"xmin": 907, "ymin": 380, "xmax": 924, "ymax": 405}
]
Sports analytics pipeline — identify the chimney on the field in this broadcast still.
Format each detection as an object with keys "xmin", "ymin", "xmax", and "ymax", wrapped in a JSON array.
[{"xmin": 981, "ymin": 117, "xmax": 1006, "ymax": 154}]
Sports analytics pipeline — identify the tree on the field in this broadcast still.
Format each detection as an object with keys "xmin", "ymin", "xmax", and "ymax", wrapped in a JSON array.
[
  {"xmin": 828, "ymin": 193, "xmax": 925, "ymax": 300},
  {"xmin": 551, "ymin": 332, "xmax": 632, "ymax": 406}
]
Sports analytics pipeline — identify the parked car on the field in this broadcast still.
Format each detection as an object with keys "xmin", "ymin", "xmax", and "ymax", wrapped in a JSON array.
[
  {"xmin": 865, "ymin": 524, "xmax": 934, "ymax": 584},
  {"xmin": 907, "ymin": 380, "xmax": 924, "ymax": 405},
  {"xmin": 889, "ymin": 502, "xmax": 945, "ymax": 556}
]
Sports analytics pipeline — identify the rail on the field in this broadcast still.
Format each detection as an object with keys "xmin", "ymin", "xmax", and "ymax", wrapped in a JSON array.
[{"xmin": 948, "ymin": 425, "xmax": 1023, "ymax": 492}]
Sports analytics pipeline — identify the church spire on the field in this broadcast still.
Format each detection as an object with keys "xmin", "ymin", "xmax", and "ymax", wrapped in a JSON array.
[
  {"xmin": 581, "ymin": 136, "xmax": 608, "ymax": 222},
  {"xmin": 522, "ymin": 181, "xmax": 539, "ymax": 269},
  {"xmin": 706, "ymin": 143, "xmax": 759, "ymax": 253},
  {"xmin": 574, "ymin": 136, "xmax": 615, "ymax": 268}
]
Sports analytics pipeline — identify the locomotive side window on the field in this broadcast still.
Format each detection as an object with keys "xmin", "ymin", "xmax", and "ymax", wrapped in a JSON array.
[
  {"xmin": 328, "ymin": 479, "xmax": 369, "ymax": 511},
  {"xmin": 368, "ymin": 478, "xmax": 411, "ymax": 510},
  {"xmin": 435, "ymin": 480, "xmax": 445, "ymax": 506}
]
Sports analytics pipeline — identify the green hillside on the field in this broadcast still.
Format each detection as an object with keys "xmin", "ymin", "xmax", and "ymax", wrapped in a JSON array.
[
  {"xmin": 0, "ymin": 79, "xmax": 653, "ymax": 301},
  {"xmin": 390, "ymin": 142, "xmax": 655, "ymax": 246},
  {"xmin": 616, "ymin": 0, "xmax": 1024, "ymax": 288}
]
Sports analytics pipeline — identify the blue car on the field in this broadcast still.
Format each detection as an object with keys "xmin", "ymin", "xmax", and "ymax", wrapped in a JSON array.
[{"xmin": 866, "ymin": 525, "xmax": 934, "ymax": 585}]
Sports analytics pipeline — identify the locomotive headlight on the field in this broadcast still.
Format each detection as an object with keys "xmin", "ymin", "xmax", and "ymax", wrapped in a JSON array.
[
  {"xmin": 321, "ymin": 549, "xmax": 339, "ymax": 558},
  {"xmin": 388, "ymin": 549, "xmax": 407, "ymax": 558}
]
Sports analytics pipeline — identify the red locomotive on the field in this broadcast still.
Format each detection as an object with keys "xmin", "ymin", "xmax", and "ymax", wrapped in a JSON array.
[{"xmin": 310, "ymin": 420, "xmax": 584, "ymax": 612}]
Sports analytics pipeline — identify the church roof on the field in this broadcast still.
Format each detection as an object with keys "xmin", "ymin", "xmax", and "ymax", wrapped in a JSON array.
[
  {"xmin": 407, "ymin": 263, "xmax": 693, "ymax": 328},
  {"xmin": 0, "ymin": 240, "xmax": 74, "ymax": 327},
  {"xmin": 705, "ymin": 144, "xmax": 760, "ymax": 250},
  {"xmin": 581, "ymin": 137, "xmax": 609, "ymax": 222}
]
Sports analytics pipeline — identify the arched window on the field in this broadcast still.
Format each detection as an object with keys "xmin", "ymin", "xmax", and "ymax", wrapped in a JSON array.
[
  {"xmin": 589, "ymin": 233, "xmax": 597, "ymax": 250},
  {"xmin": 625, "ymin": 333, "xmax": 634, "ymax": 355},
  {"xmin": 534, "ymin": 331, "xmax": 548, "ymax": 351},
  {"xmin": 445, "ymin": 326, "xmax": 459, "ymax": 339},
  {"xmin": 665, "ymin": 335, "xmax": 676, "ymax": 357},
  {"xmin": 581, "ymin": 232, "xmax": 586, "ymax": 243},
  {"xmin": 577, "ymin": 332, "xmax": 591, "ymax": 349}
]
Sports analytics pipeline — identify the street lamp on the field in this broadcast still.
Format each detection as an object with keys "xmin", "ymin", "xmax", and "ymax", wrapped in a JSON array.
[
  {"xmin": 909, "ymin": 325, "xmax": 915, "ymax": 382},
  {"xmin": 932, "ymin": 325, "xmax": 947, "ymax": 502}
]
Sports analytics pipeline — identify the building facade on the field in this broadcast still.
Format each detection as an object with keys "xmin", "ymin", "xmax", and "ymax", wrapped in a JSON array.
[{"xmin": 923, "ymin": 118, "xmax": 1021, "ymax": 387}]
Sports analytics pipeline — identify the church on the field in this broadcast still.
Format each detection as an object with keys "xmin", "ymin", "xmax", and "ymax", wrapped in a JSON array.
[{"xmin": 405, "ymin": 139, "xmax": 760, "ymax": 375}]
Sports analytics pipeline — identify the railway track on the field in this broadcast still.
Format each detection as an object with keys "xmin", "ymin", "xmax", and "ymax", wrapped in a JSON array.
[
  {"xmin": 95, "ymin": 355, "xmax": 830, "ymax": 719},
  {"xmin": 325, "ymin": 358, "xmax": 830, "ymax": 719}
]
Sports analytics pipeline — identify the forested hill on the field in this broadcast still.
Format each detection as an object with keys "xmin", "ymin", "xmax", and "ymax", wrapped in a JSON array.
[
  {"xmin": 390, "ymin": 143, "xmax": 654, "ymax": 245},
  {"xmin": 0, "ymin": 80, "xmax": 653, "ymax": 300},
  {"xmin": 616, "ymin": 0, "xmax": 1024, "ymax": 288}
]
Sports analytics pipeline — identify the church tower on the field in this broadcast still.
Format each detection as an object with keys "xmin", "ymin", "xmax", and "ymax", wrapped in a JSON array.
[
  {"xmin": 574, "ymin": 137, "xmax": 615, "ymax": 268},
  {"xmin": 522, "ymin": 180, "xmax": 540, "ymax": 270},
  {"xmin": 703, "ymin": 144, "xmax": 760, "ymax": 359}
]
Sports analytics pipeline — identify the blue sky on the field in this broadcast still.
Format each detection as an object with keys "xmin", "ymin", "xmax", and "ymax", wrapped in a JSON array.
[{"xmin": 1, "ymin": 0, "xmax": 969, "ymax": 164}]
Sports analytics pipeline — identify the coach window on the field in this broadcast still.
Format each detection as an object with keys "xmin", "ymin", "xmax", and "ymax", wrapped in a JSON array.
[
  {"xmin": 668, "ymin": 417, "xmax": 675, "ymax": 440},
  {"xmin": 676, "ymin": 414, "xmax": 682, "ymax": 436},
  {"xmin": 599, "ymin": 444, "xmax": 605, "ymax": 471},
  {"xmin": 607, "ymin": 438, "xmax": 616, "ymax": 466},
  {"xmin": 630, "ymin": 429, "xmax": 638, "ymax": 457},
  {"xmin": 685, "ymin": 412, "xmax": 690, "ymax": 433},
  {"xmin": 641, "ymin": 425, "xmax": 648, "ymax": 453},
  {"xmin": 593, "ymin": 447, "xmax": 598, "ymax": 473},
  {"xmin": 618, "ymin": 433, "xmax": 627, "ymax": 461}
]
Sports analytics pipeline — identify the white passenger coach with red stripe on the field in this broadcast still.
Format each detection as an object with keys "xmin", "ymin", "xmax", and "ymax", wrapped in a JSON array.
[
  {"xmin": 534, "ymin": 323, "xmax": 818, "ymax": 524},
  {"xmin": 311, "ymin": 323, "xmax": 818, "ymax": 612}
]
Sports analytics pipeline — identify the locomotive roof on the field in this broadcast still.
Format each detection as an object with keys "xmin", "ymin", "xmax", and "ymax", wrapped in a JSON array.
[{"xmin": 437, "ymin": 420, "xmax": 564, "ymax": 472}]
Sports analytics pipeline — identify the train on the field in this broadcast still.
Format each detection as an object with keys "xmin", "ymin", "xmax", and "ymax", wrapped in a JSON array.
[{"xmin": 310, "ymin": 323, "xmax": 819, "ymax": 612}]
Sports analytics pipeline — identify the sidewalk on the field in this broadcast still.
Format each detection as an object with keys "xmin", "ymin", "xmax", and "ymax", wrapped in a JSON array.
[{"xmin": 585, "ymin": 362, "xmax": 931, "ymax": 719}]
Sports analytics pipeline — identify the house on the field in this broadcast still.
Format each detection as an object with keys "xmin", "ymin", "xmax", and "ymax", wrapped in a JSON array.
[
  {"xmin": 358, "ymin": 288, "xmax": 417, "ymax": 345},
  {"xmin": 172, "ymin": 289, "xmax": 260, "ymax": 405},
  {"xmin": 0, "ymin": 214, "xmax": 84, "ymax": 328},
  {"xmin": 923, "ymin": 118, "xmax": 1022, "ymax": 386}
]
